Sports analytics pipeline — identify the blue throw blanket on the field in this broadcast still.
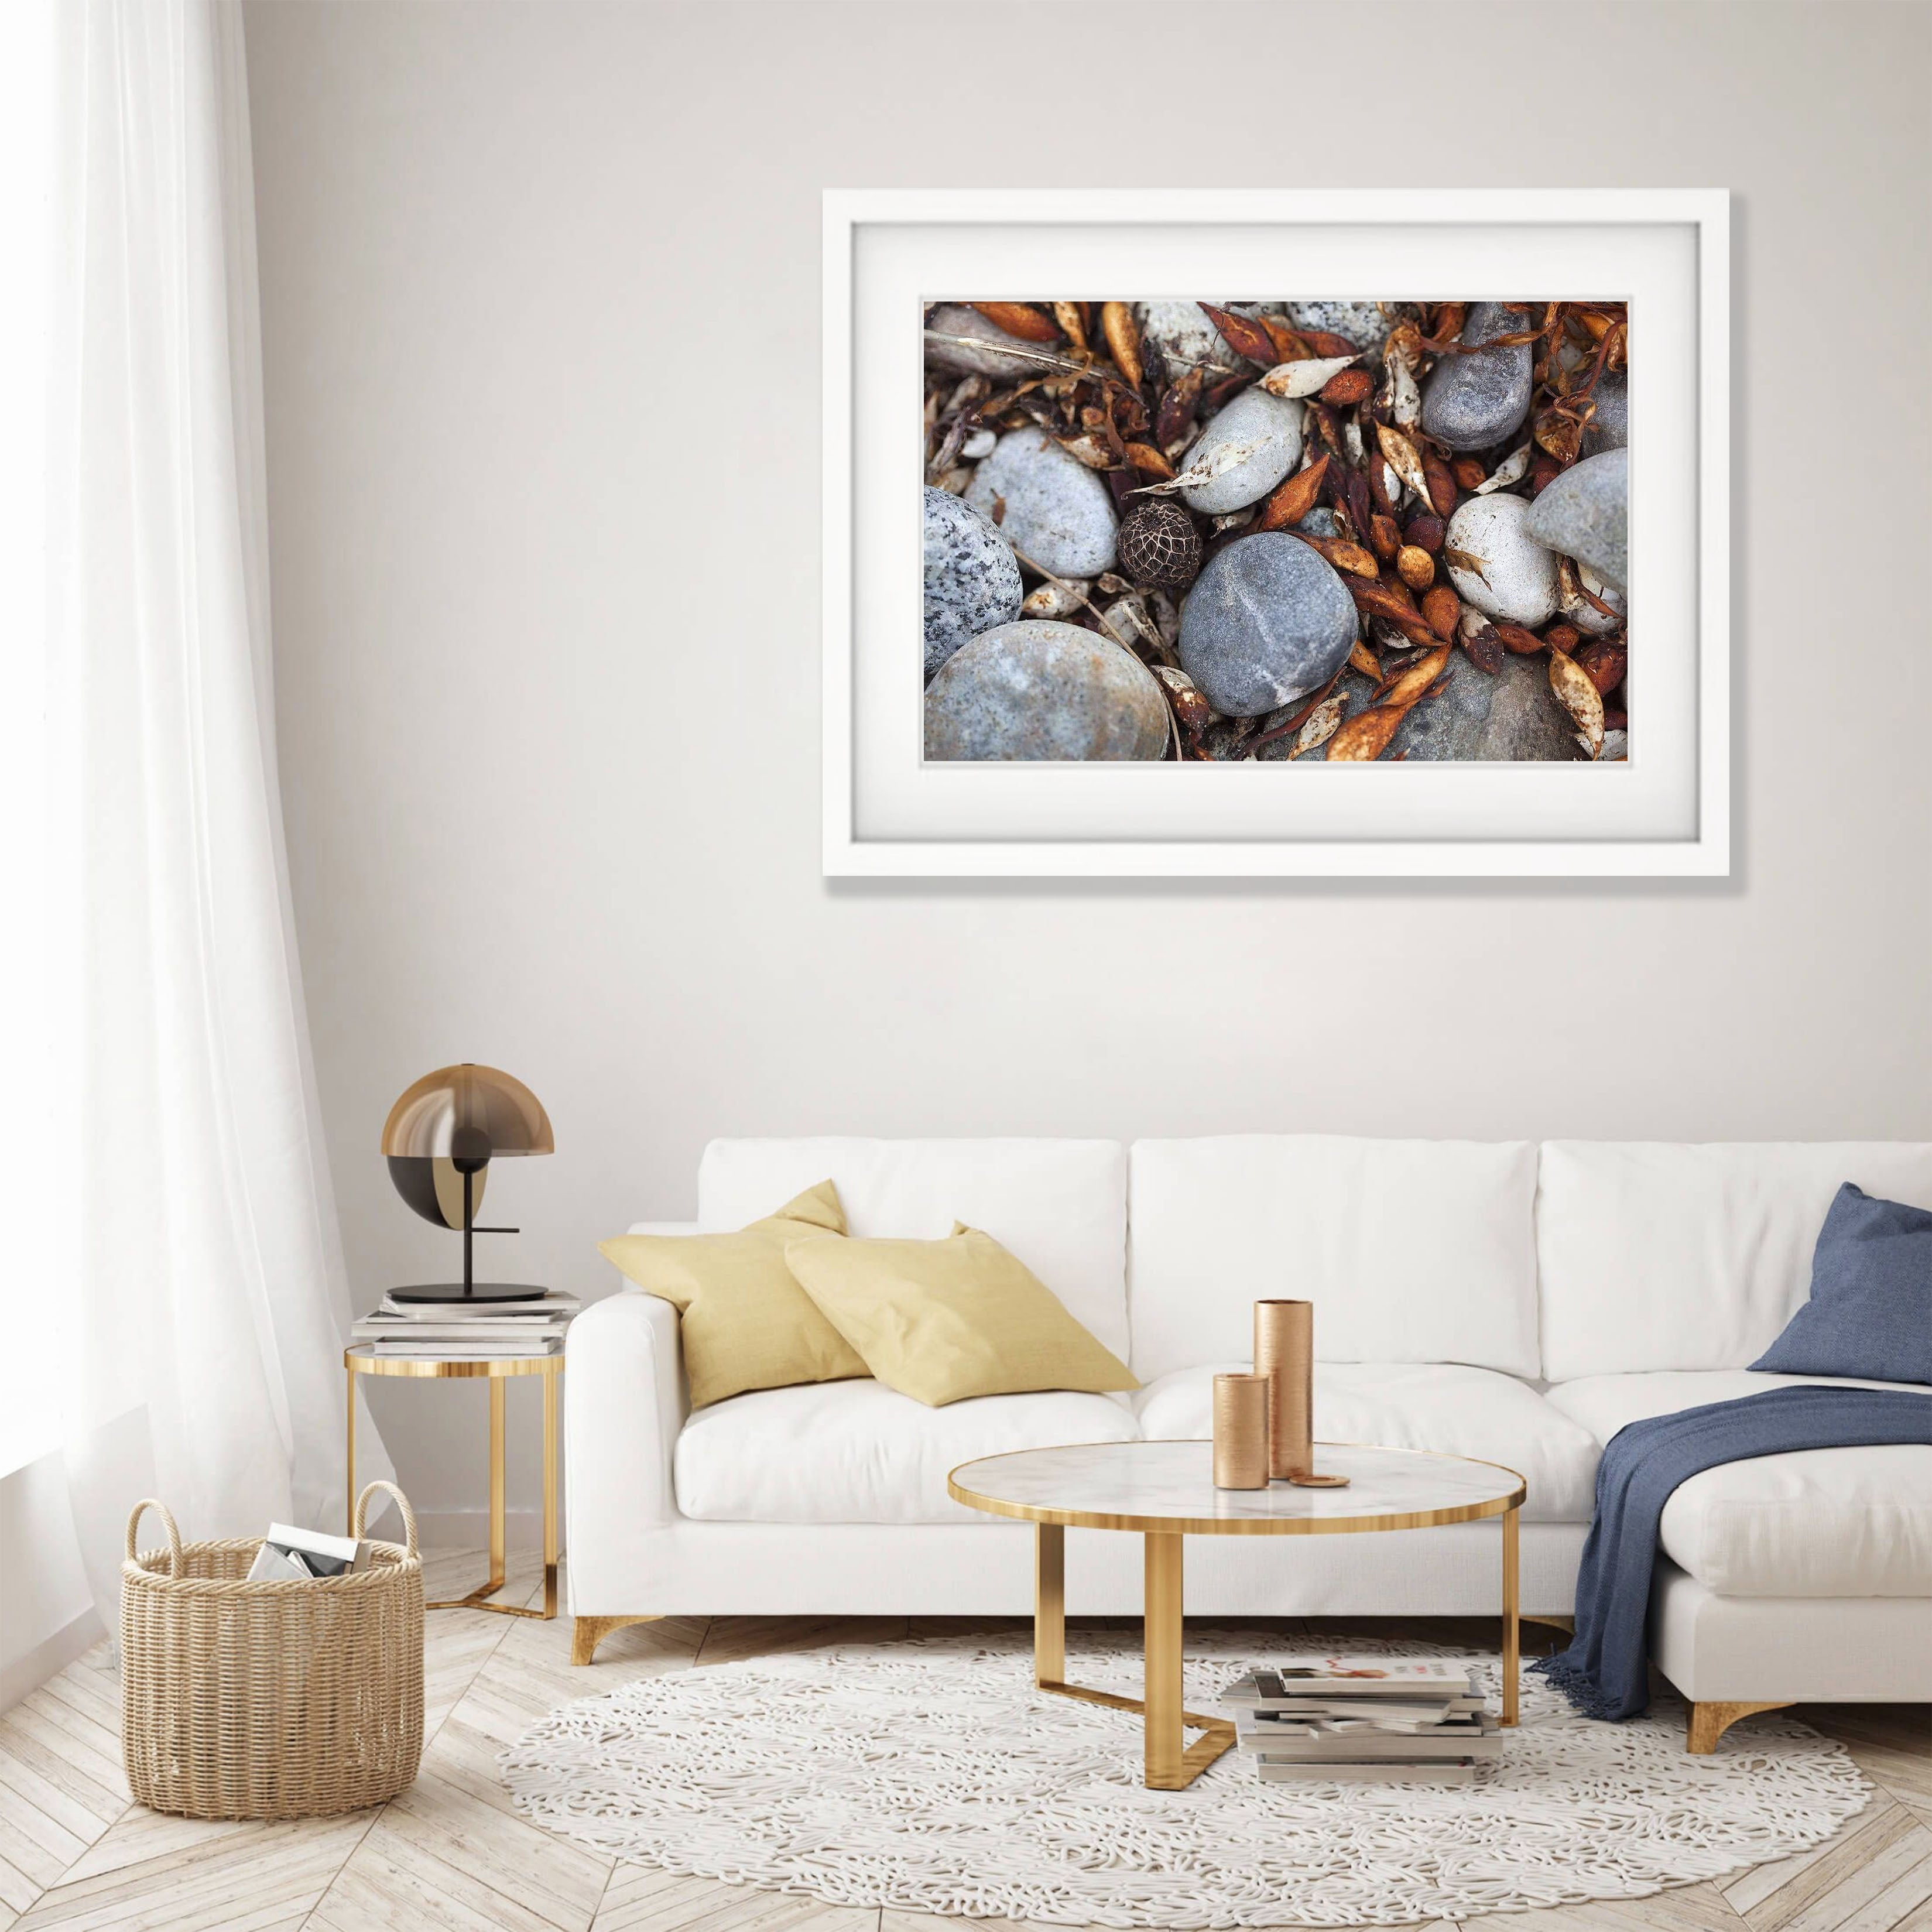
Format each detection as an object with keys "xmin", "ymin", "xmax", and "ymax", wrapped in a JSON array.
[{"xmin": 1536, "ymin": 1385, "xmax": 1932, "ymax": 1721}]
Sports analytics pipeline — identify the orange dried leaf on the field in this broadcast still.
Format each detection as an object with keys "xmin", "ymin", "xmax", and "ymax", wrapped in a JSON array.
[
  {"xmin": 1254, "ymin": 454, "xmax": 1330, "ymax": 532},
  {"xmin": 1421, "ymin": 585, "xmax": 1461, "ymax": 640},
  {"xmin": 1300, "ymin": 533, "xmax": 1379, "ymax": 579},
  {"xmin": 1378, "ymin": 644, "xmax": 1451, "ymax": 712},
  {"xmin": 1327, "ymin": 704, "xmax": 1404, "ymax": 762},
  {"xmin": 1052, "ymin": 301, "xmax": 1088, "ymax": 354},
  {"xmin": 1349, "ymin": 640, "xmax": 1382, "ymax": 680},
  {"xmin": 1101, "ymin": 303, "xmax": 1143, "ymax": 389},
  {"xmin": 1125, "ymin": 441, "xmax": 1176, "ymax": 479},
  {"xmin": 969, "ymin": 302, "xmax": 1061, "ymax": 343}
]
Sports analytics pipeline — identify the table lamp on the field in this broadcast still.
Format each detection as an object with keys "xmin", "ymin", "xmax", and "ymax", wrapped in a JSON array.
[{"xmin": 382, "ymin": 1063, "xmax": 554, "ymax": 1303}]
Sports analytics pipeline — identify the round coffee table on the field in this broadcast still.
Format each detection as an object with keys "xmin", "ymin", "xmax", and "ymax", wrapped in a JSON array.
[{"xmin": 948, "ymin": 1439, "xmax": 1526, "ymax": 1790}]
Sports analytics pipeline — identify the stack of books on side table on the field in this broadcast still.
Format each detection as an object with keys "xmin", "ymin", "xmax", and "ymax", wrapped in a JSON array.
[
  {"xmin": 1221, "ymin": 1662, "xmax": 1502, "ymax": 1783},
  {"xmin": 351, "ymin": 1290, "xmax": 580, "ymax": 1359}
]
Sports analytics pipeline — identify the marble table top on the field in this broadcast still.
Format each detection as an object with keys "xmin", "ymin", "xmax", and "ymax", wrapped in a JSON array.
[{"xmin": 948, "ymin": 1440, "xmax": 1524, "ymax": 1534}]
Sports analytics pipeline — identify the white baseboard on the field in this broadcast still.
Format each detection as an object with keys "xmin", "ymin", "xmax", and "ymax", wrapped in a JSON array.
[
  {"xmin": 2, "ymin": 1606, "xmax": 108, "ymax": 1714},
  {"xmin": 407, "ymin": 1507, "xmax": 562, "ymax": 1553}
]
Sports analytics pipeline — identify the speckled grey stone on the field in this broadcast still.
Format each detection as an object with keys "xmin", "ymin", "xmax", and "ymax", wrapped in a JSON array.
[
  {"xmin": 1581, "ymin": 371, "xmax": 1628, "ymax": 455},
  {"xmin": 1139, "ymin": 301, "xmax": 1254, "ymax": 379},
  {"xmin": 1444, "ymin": 492, "xmax": 1561, "ymax": 627},
  {"xmin": 964, "ymin": 426, "xmax": 1118, "ymax": 578},
  {"xmin": 1526, "ymin": 448, "xmax": 1628, "ymax": 592},
  {"xmin": 1296, "ymin": 654, "xmax": 1582, "ymax": 763},
  {"xmin": 923, "ymin": 487, "xmax": 1023, "ymax": 680},
  {"xmin": 1177, "ymin": 531, "xmax": 1356, "ymax": 718},
  {"xmin": 925, "ymin": 303, "xmax": 1057, "ymax": 381},
  {"xmin": 1179, "ymin": 388, "xmax": 1304, "ymax": 516},
  {"xmin": 1420, "ymin": 302, "xmax": 1534, "ymax": 451},
  {"xmin": 1297, "ymin": 505, "xmax": 1341, "ymax": 538},
  {"xmin": 924, "ymin": 621, "xmax": 1169, "ymax": 761},
  {"xmin": 1285, "ymin": 301, "xmax": 1395, "ymax": 352}
]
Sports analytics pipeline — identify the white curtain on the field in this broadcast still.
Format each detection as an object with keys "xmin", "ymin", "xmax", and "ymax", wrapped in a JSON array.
[{"xmin": 40, "ymin": 0, "xmax": 388, "ymax": 1616}]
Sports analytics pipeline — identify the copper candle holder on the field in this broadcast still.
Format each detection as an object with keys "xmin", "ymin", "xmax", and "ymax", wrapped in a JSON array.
[
  {"xmin": 1253, "ymin": 1299, "xmax": 1349, "ymax": 1488},
  {"xmin": 1211, "ymin": 1373, "xmax": 1270, "ymax": 1489}
]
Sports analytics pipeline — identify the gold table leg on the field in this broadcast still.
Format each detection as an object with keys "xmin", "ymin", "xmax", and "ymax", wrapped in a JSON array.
[
  {"xmin": 425, "ymin": 1370, "xmax": 561, "ymax": 1619},
  {"xmin": 1030, "ymin": 1522, "xmax": 1234, "ymax": 1790},
  {"xmin": 1502, "ymin": 1503, "xmax": 1520, "ymax": 1726},
  {"xmin": 344, "ymin": 1364, "xmax": 356, "ymax": 1534}
]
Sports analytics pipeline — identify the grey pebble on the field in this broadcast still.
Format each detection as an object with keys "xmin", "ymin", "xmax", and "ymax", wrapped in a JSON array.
[
  {"xmin": 925, "ymin": 303, "xmax": 1056, "ymax": 381},
  {"xmin": 1527, "ymin": 448, "xmax": 1628, "ymax": 591},
  {"xmin": 924, "ymin": 620, "xmax": 1169, "ymax": 761},
  {"xmin": 1285, "ymin": 301, "xmax": 1395, "ymax": 352},
  {"xmin": 1139, "ymin": 301, "xmax": 1255, "ymax": 379},
  {"xmin": 1444, "ymin": 492, "xmax": 1561, "ymax": 628},
  {"xmin": 1180, "ymin": 388, "xmax": 1304, "ymax": 516},
  {"xmin": 923, "ymin": 486, "xmax": 1022, "ymax": 680},
  {"xmin": 1420, "ymin": 302, "xmax": 1534, "ymax": 451},
  {"xmin": 1297, "ymin": 505, "xmax": 1341, "ymax": 539},
  {"xmin": 1177, "ymin": 531, "xmax": 1356, "ymax": 718},
  {"xmin": 1581, "ymin": 371, "xmax": 1628, "ymax": 454},
  {"xmin": 965, "ymin": 427, "xmax": 1118, "ymax": 578}
]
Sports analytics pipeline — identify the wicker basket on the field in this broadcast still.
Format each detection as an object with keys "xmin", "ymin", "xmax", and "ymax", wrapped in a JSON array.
[{"xmin": 121, "ymin": 1481, "xmax": 424, "ymax": 1819}]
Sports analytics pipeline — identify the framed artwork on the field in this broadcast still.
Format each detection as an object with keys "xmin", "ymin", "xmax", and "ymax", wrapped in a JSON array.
[{"xmin": 821, "ymin": 189, "xmax": 1728, "ymax": 877}]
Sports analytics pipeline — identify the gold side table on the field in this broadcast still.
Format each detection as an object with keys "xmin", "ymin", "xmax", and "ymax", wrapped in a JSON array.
[{"xmin": 345, "ymin": 1345, "xmax": 561, "ymax": 1619}]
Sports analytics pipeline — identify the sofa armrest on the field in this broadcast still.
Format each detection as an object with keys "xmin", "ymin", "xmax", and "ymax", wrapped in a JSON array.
[{"xmin": 566, "ymin": 1288, "xmax": 686, "ymax": 1553}]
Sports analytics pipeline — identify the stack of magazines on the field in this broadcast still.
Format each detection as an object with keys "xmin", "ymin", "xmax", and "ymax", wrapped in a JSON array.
[
  {"xmin": 351, "ymin": 1289, "xmax": 580, "ymax": 1359},
  {"xmin": 1221, "ymin": 1661, "xmax": 1501, "ymax": 1783}
]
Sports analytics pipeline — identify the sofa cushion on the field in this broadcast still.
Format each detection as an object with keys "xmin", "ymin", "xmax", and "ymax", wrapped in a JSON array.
[
  {"xmin": 698, "ymin": 1138, "xmax": 1130, "ymax": 1361},
  {"xmin": 674, "ymin": 1379, "xmax": 1139, "ymax": 1525},
  {"xmin": 1128, "ymin": 1138, "xmax": 1540, "ymax": 1382},
  {"xmin": 1132, "ymin": 1362, "xmax": 1598, "ymax": 1522},
  {"xmin": 1751, "ymin": 1184, "xmax": 1932, "ymax": 1385},
  {"xmin": 1546, "ymin": 1371, "xmax": 1932, "ymax": 1597},
  {"xmin": 1536, "ymin": 1142, "xmax": 1932, "ymax": 1381}
]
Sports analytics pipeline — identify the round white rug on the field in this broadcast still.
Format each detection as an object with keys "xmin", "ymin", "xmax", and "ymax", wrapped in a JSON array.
[{"xmin": 501, "ymin": 1632, "xmax": 1871, "ymax": 1927}]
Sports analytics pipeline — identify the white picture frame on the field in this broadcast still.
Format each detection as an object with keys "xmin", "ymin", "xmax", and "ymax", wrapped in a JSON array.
[{"xmin": 823, "ymin": 189, "xmax": 1728, "ymax": 878}]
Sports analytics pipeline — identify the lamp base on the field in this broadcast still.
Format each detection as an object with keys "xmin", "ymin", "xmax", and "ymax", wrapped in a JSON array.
[{"xmin": 387, "ymin": 1282, "xmax": 553, "ymax": 1305}]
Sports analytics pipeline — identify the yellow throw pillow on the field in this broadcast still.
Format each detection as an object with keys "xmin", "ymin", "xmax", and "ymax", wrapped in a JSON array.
[
  {"xmin": 598, "ymin": 1181, "xmax": 867, "ymax": 1408},
  {"xmin": 783, "ymin": 1223, "xmax": 1138, "ymax": 1407}
]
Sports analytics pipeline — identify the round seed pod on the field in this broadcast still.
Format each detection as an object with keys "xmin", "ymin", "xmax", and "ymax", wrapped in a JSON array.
[{"xmin": 1117, "ymin": 501, "xmax": 1203, "ymax": 589}]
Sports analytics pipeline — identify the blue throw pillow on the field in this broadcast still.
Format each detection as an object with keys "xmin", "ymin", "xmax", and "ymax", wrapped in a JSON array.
[{"xmin": 1751, "ymin": 1183, "xmax": 1931, "ymax": 1384}]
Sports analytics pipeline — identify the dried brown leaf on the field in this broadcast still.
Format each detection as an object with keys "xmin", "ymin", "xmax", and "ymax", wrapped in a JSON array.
[
  {"xmin": 1549, "ymin": 647, "xmax": 1606, "ymax": 756},
  {"xmin": 1300, "ymin": 533, "xmax": 1380, "ymax": 579},
  {"xmin": 1124, "ymin": 441, "xmax": 1176, "ymax": 479},
  {"xmin": 1404, "ymin": 512, "xmax": 1446, "ymax": 553},
  {"xmin": 1374, "ymin": 422, "xmax": 1430, "ymax": 505},
  {"xmin": 1369, "ymin": 513, "xmax": 1402, "ymax": 561},
  {"xmin": 1253, "ymin": 454, "xmax": 1330, "ymax": 533},
  {"xmin": 1101, "ymin": 302, "xmax": 1143, "ymax": 389},
  {"xmin": 1376, "ymin": 643, "xmax": 1452, "ymax": 712},
  {"xmin": 1198, "ymin": 303, "xmax": 1276, "ymax": 366},
  {"xmin": 1472, "ymin": 442, "xmax": 1534, "ymax": 496},
  {"xmin": 1423, "ymin": 455, "xmax": 1458, "ymax": 517},
  {"xmin": 970, "ymin": 301, "xmax": 1061, "ymax": 343},
  {"xmin": 1288, "ymin": 694, "xmax": 1346, "ymax": 758},
  {"xmin": 1421, "ymin": 585, "xmax": 1461, "ymax": 641},
  {"xmin": 1051, "ymin": 302, "xmax": 1088, "ymax": 354},
  {"xmin": 1574, "ymin": 638, "xmax": 1627, "ymax": 696},
  {"xmin": 1258, "ymin": 354, "xmax": 1360, "ymax": 401},
  {"xmin": 1349, "ymin": 640, "xmax": 1382, "ymax": 680},
  {"xmin": 1327, "ymin": 704, "xmax": 1405, "ymax": 762},
  {"xmin": 1495, "ymin": 622, "xmax": 1546, "ymax": 655}
]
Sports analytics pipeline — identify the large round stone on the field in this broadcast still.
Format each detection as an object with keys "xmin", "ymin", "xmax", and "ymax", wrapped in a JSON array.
[
  {"xmin": 1445, "ymin": 493, "xmax": 1561, "ymax": 627},
  {"xmin": 1526, "ymin": 448, "xmax": 1628, "ymax": 592},
  {"xmin": 1421, "ymin": 302, "xmax": 1534, "ymax": 451},
  {"xmin": 924, "ymin": 621, "xmax": 1169, "ymax": 761},
  {"xmin": 1177, "ymin": 532, "xmax": 1356, "ymax": 718},
  {"xmin": 1179, "ymin": 388, "xmax": 1304, "ymax": 516},
  {"xmin": 923, "ymin": 487, "xmax": 1022, "ymax": 679},
  {"xmin": 1285, "ymin": 300, "xmax": 1393, "ymax": 352},
  {"xmin": 925, "ymin": 303, "xmax": 1056, "ymax": 381},
  {"xmin": 964, "ymin": 427, "xmax": 1118, "ymax": 578}
]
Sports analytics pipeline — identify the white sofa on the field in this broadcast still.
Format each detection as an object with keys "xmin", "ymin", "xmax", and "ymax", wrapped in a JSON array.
[{"xmin": 566, "ymin": 1136, "xmax": 1932, "ymax": 1746}]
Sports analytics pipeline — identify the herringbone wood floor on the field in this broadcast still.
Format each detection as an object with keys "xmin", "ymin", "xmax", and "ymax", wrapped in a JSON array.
[{"xmin": 1, "ymin": 1553, "xmax": 1926, "ymax": 1931}]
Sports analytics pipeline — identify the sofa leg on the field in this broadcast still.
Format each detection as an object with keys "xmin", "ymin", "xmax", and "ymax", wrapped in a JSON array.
[
  {"xmin": 572, "ymin": 1614, "xmax": 662, "ymax": 1666},
  {"xmin": 1687, "ymin": 1700, "xmax": 1791, "ymax": 1753}
]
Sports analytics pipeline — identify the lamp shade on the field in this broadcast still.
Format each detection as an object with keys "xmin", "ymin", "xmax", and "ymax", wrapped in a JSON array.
[{"xmin": 381, "ymin": 1064, "xmax": 554, "ymax": 1167}]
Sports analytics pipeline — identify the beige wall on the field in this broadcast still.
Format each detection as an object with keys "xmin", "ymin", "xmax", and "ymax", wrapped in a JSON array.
[{"xmin": 242, "ymin": 0, "xmax": 1932, "ymax": 1528}]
